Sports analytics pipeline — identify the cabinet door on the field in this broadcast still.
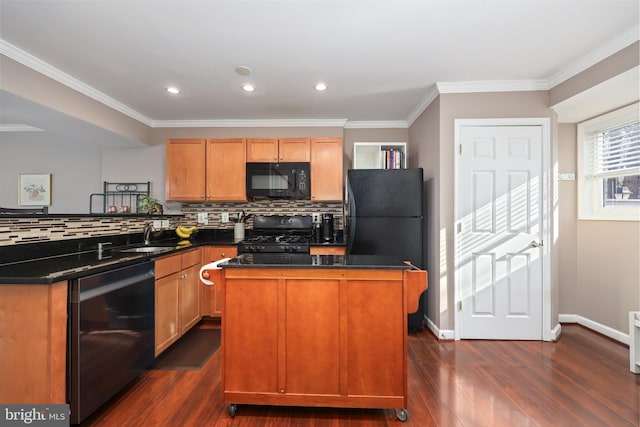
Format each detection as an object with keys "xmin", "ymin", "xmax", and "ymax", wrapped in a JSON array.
[
  {"xmin": 279, "ymin": 138, "xmax": 310, "ymax": 162},
  {"xmin": 155, "ymin": 274, "xmax": 180, "ymax": 356},
  {"xmin": 347, "ymin": 280, "xmax": 404, "ymax": 397},
  {"xmin": 285, "ymin": 279, "xmax": 340, "ymax": 395},
  {"xmin": 246, "ymin": 138, "xmax": 279, "ymax": 162},
  {"xmin": 166, "ymin": 139, "xmax": 206, "ymax": 201},
  {"xmin": 203, "ymin": 246, "xmax": 238, "ymax": 317},
  {"xmin": 311, "ymin": 137, "xmax": 343, "ymax": 202},
  {"xmin": 224, "ymin": 277, "xmax": 279, "ymax": 393},
  {"xmin": 206, "ymin": 139, "xmax": 246, "ymax": 201},
  {"xmin": 180, "ymin": 263, "xmax": 202, "ymax": 333}
]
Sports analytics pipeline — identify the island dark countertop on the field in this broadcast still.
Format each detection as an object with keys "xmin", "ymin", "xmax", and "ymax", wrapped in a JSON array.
[{"xmin": 220, "ymin": 253, "xmax": 410, "ymax": 270}]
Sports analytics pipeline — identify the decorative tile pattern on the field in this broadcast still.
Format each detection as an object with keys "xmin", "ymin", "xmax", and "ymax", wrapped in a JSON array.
[{"xmin": 0, "ymin": 200, "xmax": 344, "ymax": 246}]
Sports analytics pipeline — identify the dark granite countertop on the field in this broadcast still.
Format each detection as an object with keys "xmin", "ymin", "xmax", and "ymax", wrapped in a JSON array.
[
  {"xmin": 0, "ymin": 229, "xmax": 239, "ymax": 284},
  {"xmin": 0, "ymin": 229, "xmax": 354, "ymax": 284},
  {"xmin": 221, "ymin": 253, "xmax": 409, "ymax": 270}
]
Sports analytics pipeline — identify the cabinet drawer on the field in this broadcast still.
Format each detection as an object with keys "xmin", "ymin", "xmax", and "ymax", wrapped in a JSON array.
[
  {"xmin": 181, "ymin": 248, "xmax": 202, "ymax": 268},
  {"xmin": 155, "ymin": 254, "xmax": 182, "ymax": 279},
  {"xmin": 206, "ymin": 245, "xmax": 238, "ymax": 262},
  {"xmin": 310, "ymin": 246, "xmax": 346, "ymax": 256}
]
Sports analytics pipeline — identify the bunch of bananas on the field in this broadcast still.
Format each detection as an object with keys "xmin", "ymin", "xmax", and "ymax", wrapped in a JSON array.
[{"xmin": 175, "ymin": 225, "xmax": 197, "ymax": 239}]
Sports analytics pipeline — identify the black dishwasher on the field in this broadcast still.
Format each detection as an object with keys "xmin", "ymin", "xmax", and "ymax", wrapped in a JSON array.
[{"xmin": 68, "ymin": 261, "xmax": 155, "ymax": 424}]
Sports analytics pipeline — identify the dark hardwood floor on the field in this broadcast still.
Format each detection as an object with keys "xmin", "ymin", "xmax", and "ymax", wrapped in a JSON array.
[{"xmin": 82, "ymin": 322, "xmax": 639, "ymax": 426}]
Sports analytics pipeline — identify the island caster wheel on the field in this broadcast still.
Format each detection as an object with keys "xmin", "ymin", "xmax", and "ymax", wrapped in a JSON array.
[
  {"xmin": 395, "ymin": 408, "xmax": 408, "ymax": 422},
  {"xmin": 228, "ymin": 404, "xmax": 237, "ymax": 418}
]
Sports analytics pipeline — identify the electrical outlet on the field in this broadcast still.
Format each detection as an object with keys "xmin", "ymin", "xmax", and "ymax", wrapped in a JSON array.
[
  {"xmin": 197, "ymin": 212, "xmax": 209, "ymax": 225},
  {"xmin": 221, "ymin": 212, "xmax": 229, "ymax": 223},
  {"xmin": 153, "ymin": 220, "xmax": 162, "ymax": 229},
  {"xmin": 161, "ymin": 220, "xmax": 170, "ymax": 228},
  {"xmin": 312, "ymin": 212, "xmax": 321, "ymax": 223}
]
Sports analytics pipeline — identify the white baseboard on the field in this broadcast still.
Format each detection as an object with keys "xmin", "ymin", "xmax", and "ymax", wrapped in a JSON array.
[
  {"xmin": 550, "ymin": 323, "xmax": 562, "ymax": 341},
  {"xmin": 559, "ymin": 314, "xmax": 630, "ymax": 345},
  {"xmin": 425, "ymin": 316, "xmax": 455, "ymax": 340}
]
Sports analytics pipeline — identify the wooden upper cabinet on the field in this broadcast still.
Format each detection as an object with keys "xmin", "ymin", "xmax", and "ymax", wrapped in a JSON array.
[
  {"xmin": 246, "ymin": 138, "xmax": 278, "ymax": 162},
  {"xmin": 311, "ymin": 137, "xmax": 343, "ymax": 202},
  {"xmin": 279, "ymin": 138, "xmax": 311, "ymax": 162},
  {"xmin": 206, "ymin": 139, "xmax": 246, "ymax": 201},
  {"xmin": 166, "ymin": 139, "xmax": 207, "ymax": 201},
  {"xmin": 166, "ymin": 138, "xmax": 246, "ymax": 202},
  {"xmin": 247, "ymin": 138, "xmax": 310, "ymax": 162}
]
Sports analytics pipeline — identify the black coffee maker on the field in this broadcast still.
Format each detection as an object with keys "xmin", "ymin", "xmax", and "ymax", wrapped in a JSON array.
[{"xmin": 322, "ymin": 214, "xmax": 334, "ymax": 242}]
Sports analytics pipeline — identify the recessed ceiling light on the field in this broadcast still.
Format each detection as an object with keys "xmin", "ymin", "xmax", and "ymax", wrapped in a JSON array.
[
  {"xmin": 314, "ymin": 82, "xmax": 328, "ymax": 91},
  {"xmin": 235, "ymin": 66, "xmax": 252, "ymax": 76},
  {"xmin": 165, "ymin": 86, "xmax": 180, "ymax": 94},
  {"xmin": 242, "ymin": 84, "xmax": 256, "ymax": 92}
]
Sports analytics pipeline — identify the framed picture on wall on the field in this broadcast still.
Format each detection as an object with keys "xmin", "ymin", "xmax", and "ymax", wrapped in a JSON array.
[{"xmin": 19, "ymin": 173, "xmax": 52, "ymax": 206}]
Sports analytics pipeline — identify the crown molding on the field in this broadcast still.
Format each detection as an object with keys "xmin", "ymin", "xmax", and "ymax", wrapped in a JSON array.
[
  {"xmin": 0, "ymin": 39, "xmax": 153, "ymax": 126},
  {"xmin": 344, "ymin": 120, "xmax": 408, "ymax": 129},
  {"xmin": 0, "ymin": 124, "xmax": 44, "ymax": 132},
  {"xmin": 150, "ymin": 119, "xmax": 349, "ymax": 128},
  {"xmin": 546, "ymin": 26, "xmax": 640, "ymax": 89},
  {"xmin": 437, "ymin": 79, "xmax": 550, "ymax": 94},
  {"xmin": 406, "ymin": 84, "xmax": 440, "ymax": 127}
]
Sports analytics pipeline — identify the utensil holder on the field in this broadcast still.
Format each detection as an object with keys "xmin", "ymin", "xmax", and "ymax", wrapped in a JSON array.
[{"xmin": 234, "ymin": 223, "xmax": 245, "ymax": 240}]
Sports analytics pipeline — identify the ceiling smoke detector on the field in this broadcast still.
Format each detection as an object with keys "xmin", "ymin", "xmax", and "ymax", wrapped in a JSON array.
[{"xmin": 235, "ymin": 66, "xmax": 252, "ymax": 76}]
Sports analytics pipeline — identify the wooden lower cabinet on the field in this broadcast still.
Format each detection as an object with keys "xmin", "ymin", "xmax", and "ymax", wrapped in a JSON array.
[
  {"xmin": 0, "ymin": 281, "xmax": 67, "ymax": 404},
  {"xmin": 154, "ymin": 248, "xmax": 202, "ymax": 356},
  {"xmin": 221, "ymin": 268, "xmax": 425, "ymax": 414},
  {"xmin": 202, "ymin": 245, "xmax": 238, "ymax": 317}
]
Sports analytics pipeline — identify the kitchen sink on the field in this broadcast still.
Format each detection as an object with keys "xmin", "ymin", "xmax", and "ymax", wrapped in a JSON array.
[{"xmin": 117, "ymin": 246, "xmax": 174, "ymax": 255}]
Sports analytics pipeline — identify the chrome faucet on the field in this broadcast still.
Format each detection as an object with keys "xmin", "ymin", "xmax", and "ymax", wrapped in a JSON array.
[{"xmin": 143, "ymin": 222, "xmax": 153, "ymax": 245}]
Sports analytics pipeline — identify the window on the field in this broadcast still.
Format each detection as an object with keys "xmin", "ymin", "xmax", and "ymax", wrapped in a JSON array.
[{"xmin": 578, "ymin": 103, "xmax": 640, "ymax": 221}]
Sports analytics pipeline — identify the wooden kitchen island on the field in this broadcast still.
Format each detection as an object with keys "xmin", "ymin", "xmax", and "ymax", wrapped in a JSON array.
[{"xmin": 202, "ymin": 254, "xmax": 427, "ymax": 422}]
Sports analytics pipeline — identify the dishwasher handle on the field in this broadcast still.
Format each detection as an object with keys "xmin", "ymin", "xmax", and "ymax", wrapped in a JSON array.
[{"xmin": 79, "ymin": 270, "xmax": 154, "ymax": 301}]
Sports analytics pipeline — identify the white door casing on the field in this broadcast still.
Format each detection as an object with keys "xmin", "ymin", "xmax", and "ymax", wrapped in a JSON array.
[{"xmin": 454, "ymin": 119, "xmax": 551, "ymax": 340}]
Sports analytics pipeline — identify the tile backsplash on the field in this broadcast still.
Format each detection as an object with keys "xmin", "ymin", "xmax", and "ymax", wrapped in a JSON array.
[
  {"xmin": 0, "ymin": 200, "xmax": 344, "ymax": 246},
  {"xmin": 180, "ymin": 200, "xmax": 344, "ymax": 229}
]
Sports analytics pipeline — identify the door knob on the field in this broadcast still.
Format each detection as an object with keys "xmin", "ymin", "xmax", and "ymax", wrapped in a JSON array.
[{"xmin": 529, "ymin": 240, "xmax": 542, "ymax": 248}]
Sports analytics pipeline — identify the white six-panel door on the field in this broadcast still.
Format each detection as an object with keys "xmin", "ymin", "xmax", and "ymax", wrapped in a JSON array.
[{"xmin": 456, "ymin": 125, "xmax": 544, "ymax": 340}]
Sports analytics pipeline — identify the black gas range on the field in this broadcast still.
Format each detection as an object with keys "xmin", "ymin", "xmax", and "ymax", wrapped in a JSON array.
[{"xmin": 238, "ymin": 215, "xmax": 313, "ymax": 254}]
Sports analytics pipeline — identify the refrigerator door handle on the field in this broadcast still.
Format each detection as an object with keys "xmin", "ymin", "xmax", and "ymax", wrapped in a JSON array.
[{"xmin": 346, "ymin": 179, "xmax": 356, "ymax": 255}]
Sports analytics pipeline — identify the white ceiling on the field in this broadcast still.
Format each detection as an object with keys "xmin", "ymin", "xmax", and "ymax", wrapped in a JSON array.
[{"xmin": 0, "ymin": 0, "xmax": 639, "ymax": 129}]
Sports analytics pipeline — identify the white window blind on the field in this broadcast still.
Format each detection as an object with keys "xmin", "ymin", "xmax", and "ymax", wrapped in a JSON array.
[
  {"xmin": 578, "ymin": 102, "xmax": 640, "ymax": 221},
  {"xmin": 591, "ymin": 120, "xmax": 640, "ymax": 179}
]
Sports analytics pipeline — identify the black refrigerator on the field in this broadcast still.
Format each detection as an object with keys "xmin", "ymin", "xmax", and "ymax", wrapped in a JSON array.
[{"xmin": 346, "ymin": 168, "xmax": 426, "ymax": 332}]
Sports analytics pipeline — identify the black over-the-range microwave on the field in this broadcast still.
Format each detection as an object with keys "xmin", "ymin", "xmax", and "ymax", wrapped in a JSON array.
[{"xmin": 246, "ymin": 162, "xmax": 311, "ymax": 199}]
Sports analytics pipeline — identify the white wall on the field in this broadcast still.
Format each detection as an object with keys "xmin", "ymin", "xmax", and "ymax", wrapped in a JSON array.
[{"xmin": 1, "ymin": 132, "xmax": 103, "ymax": 213}]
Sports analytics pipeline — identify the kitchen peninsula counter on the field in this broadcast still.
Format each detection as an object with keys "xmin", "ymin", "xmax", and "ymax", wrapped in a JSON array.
[
  {"xmin": 0, "ymin": 229, "xmax": 239, "ymax": 284},
  {"xmin": 211, "ymin": 255, "xmax": 427, "ymax": 421}
]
